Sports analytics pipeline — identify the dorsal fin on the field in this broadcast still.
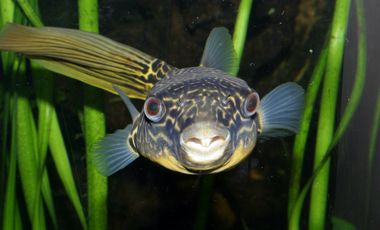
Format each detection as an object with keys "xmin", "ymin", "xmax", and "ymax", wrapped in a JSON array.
[
  {"xmin": 200, "ymin": 27, "xmax": 238, "ymax": 75},
  {"xmin": 0, "ymin": 24, "xmax": 174, "ymax": 99}
]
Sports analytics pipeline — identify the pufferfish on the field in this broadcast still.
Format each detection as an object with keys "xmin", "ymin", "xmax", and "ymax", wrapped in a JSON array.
[{"xmin": 0, "ymin": 24, "xmax": 304, "ymax": 175}]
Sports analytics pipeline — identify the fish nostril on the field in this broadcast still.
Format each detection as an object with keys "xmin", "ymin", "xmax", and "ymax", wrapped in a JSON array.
[
  {"xmin": 186, "ymin": 137, "xmax": 202, "ymax": 145},
  {"xmin": 211, "ymin": 136, "xmax": 224, "ymax": 143}
]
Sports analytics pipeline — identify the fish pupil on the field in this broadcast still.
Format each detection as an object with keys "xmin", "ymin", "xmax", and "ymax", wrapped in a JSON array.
[
  {"xmin": 246, "ymin": 97, "xmax": 257, "ymax": 112},
  {"xmin": 143, "ymin": 96, "xmax": 165, "ymax": 122},
  {"xmin": 147, "ymin": 100, "xmax": 159, "ymax": 115},
  {"xmin": 243, "ymin": 92, "xmax": 260, "ymax": 116}
]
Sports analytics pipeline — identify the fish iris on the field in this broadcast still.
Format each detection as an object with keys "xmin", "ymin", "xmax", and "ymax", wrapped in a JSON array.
[
  {"xmin": 144, "ymin": 97, "xmax": 164, "ymax": 121},
  {"xmin": 244, "ymin": 92, "xmax": 259, "ymax": 116}
]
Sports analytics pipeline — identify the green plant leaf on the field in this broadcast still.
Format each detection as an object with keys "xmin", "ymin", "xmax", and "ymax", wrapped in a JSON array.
[
  {"xmin": 288, "ymin": 47, "xmax": 327, "ymax": 217},
  {"xmin": 309, "ymin": 0, "xmax": 352, "ymax": 228},
  {"xmin": 15, "ymin": 59, "xmax": 47, "ymax": 230},
  {"xmin": 232, "ymin": 0, "xmax": 253, "ymax": 76},
  {"xmin": 78, "ymin": 1, "xmax": 108, "ymax": 230},
  {"xmin": 331, "ymin": 216, "xmax": 357, "ymax": 230},
  {"xmin": 49, "ymin": 110, "xmax": 88, "ymax": 230},
  {"xmin": 2, "ymin": 92, "xmax": 20, "ymax": 230}
]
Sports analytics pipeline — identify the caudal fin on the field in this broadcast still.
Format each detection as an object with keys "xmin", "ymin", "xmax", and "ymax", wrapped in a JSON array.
[{"xmin": 257, "ymin": 82, "xmax": 304, "ymax": 139}]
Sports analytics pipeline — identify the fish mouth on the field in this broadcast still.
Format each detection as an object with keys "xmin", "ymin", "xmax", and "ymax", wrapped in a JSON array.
[{"xmin": 179, "ymin": 122, "xmax": 231, "ymax": 171}]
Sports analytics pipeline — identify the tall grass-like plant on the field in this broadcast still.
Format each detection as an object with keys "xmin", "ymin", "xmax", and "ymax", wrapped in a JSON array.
[
  {"xmin": 232, "ymin": 0, "xmax": 253, "ymax": 76},
  {"xmin": 364, "ymin": 88, "xmax": 380, "ymax": 229},
  {"xmin": 287, "ymin": 47, "xmax": 327, "ymax": 216},
  {"xmin": 1, "ymin": 1, "xmax": 52, "ymax": 229},
  {"xmin": 288, "ymin": 0, "xmax": 366, "ymax": 229},
  {"xmin": 15, "ymin": 2, "xmax": 59, "ymax": 229},
  {"xmin": 308, "ymin": 0, "xmax": 352, "ymax": 228},
  {"xmin": 1, "ymin": 0, "xmax": 87, "ymax": 229},
  {"xmin": 0, "ymin": 1, "xmax": 18, "ymax": 228},
  {"xmin": 78, "ymin": 0, "xmax": 108, "ymax": 230}
]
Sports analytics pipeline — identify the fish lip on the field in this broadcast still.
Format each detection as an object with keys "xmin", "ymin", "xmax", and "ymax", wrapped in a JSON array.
[{"xmin": 179, "ymin": 122, "xmax": 231, "ymax": 171}]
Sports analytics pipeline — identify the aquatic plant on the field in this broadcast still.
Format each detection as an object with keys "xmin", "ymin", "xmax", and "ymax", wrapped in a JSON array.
[
  {"xmin": 288, "ymin": 0, "xmax": 367, "ymax": 229},
  {"xmin": 78, "ymin": 0, "xmax": 108, "ymax": 230},
  {"xmin": 1, "ymin": 0, "xmax": 92, "ymax": 229}
]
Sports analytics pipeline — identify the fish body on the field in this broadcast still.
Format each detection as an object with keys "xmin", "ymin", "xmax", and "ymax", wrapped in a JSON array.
[
  {"xmin": 129, "ymin": 67, "xmax": 258, "ymax": 174},
  {"xmin": 0, "ymin": 25, "xmax": 305, "ymax": 175}
]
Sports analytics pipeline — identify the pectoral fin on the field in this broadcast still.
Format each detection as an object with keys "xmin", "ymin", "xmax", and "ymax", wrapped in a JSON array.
[
  {"xmin": 94, "ymin": 125, "xmax": 139, "ymax": 176},
  {"xmin": 200, "ymin": 27, "xmax": 238, "ymax": 75},
  {"xmin": 257, "ymin": 82, "xmax": 305, "ymax": 138}
]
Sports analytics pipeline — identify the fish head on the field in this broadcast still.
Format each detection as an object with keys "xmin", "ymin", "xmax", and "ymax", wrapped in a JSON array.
[{"xmin": 132, "ymin": 67, "xmax": 260, "ymax": 174}]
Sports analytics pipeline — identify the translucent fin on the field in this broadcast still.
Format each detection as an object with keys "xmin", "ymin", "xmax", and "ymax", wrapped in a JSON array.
[
  {"xmin": 257, "ymin": 82, "xmax": 305, "ymax": 138},
  {"xmin": 200, "ymin": 27, "xmax": 238, "ymax": 75},
  {"xmin": 94, "ymin": 125, "xmax": 139, "ymax": 176},
  {"xmin": 0, "ymin": 24, "xmax": 173, "ymax": 99},
  {"xmin": 113, "ymin": 85, "xmax": 139, "ymax": 121}
]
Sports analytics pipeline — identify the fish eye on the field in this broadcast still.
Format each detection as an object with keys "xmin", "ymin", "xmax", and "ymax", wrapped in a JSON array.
[
  {"xmin": 242, "ymin": 92, "xmax": 260, "ymax": 117},
  {"xmin": 144, "ymin": 97, "xmax": 165, "ymax": 122}
]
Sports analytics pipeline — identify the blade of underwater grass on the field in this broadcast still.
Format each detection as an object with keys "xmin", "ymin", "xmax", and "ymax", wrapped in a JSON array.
[
  {"xmin": 16, "ymin": 1, "xmax": 88, "ymax": 228},
  {"xmin": 308, "ymin": 0, "xmax": 352, "ymax": 228},
  {"xmin": 194, "ymin": 176, "xmax": 215, "ymax": 230},
  {"xmin": 15, "ymin": 58, "xmax": 46, "ymax": 230},
  {"xmin": 14, "ymin": 200, "xmax": 23, "ymax": 230},
  {"xmin": 15, "ymin": 0, "xmax": 59, "ymax": 228},
  {"xmin": 289, "ymin": 0, "xmax": 366, "ymax": 228},
  {"xmin": 49, "ymin": 109, "xmax": 88, "ymax": 230},
  {"xmin": 364, "ymin": 90, "xmax": 380, "ymax": 228},
  {"xmin": 2, "ymin": 86, "xmax": 21, "ymax": 230},
  {"xmin": 231, "ymin": 0, "xmax": 253, "ymax": 76},
  {"xmin": 78, "ymin": 0, "xmax": 108, "ymax": 230},
  {"xmin": 31, "ymin": 66, "xmax": 58, "ymax": 230},
  {"xmin": 15, "ymin": 0, "xmax": 43, "ymax": 27},
  {"xmin": 1, "ymin": 1, "xmax": 24, "ymax": 228},
  {"xmin": 0, "ymin": 0, "xmax": 15, "ymax": 220},
  {"xmin": 0, "ymin": 0, "xmax": 15, "ymax": 66},
  {"xmin": 2, "ymin": 140, "xmax": 19, "ymax": 230},
  {"xmin": 287, "ymin": 47, "xmax": 327, "ymax": 217},
  {"xmin": 331, "ymin": 216, "xmax": 357, "ymax": 230},
  {"xmin": 0, "ymin": 0, "xmax": 16, "ymax": 66}
]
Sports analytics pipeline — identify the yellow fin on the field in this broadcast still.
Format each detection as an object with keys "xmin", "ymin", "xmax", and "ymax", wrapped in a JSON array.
[{"xmin": 0, "ymin": 24, "xmax": 173, "ymax": 99}]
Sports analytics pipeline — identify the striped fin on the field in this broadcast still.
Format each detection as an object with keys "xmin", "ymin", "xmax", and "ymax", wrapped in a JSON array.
[{"xmin": 0, "ymin": 24, "xmax": 173, "ymax": 99}]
